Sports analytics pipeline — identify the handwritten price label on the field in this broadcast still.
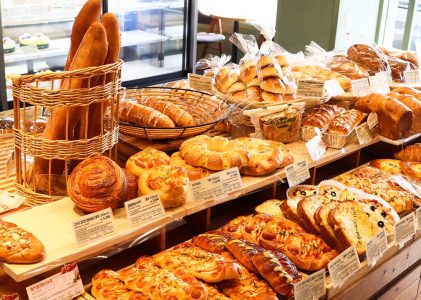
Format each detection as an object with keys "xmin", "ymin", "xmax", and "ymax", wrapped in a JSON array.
[
  {"xmin": 366, "ymin": 229, "xmax": 388, "ymax": 267},
  {"xmin": 294, "ymin": 269, "xmax": 326, "ymax": 300},
  {"xmin": 395, "ymin": 212, "xmax": 416, "ymax": 248},
  {"xmin": 285, "ymin": 160, "xmax": 310, "ymax": 187}
]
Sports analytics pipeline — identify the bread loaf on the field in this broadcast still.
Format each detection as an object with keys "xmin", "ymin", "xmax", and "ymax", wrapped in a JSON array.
[
  {"xmin": 34, "ymin": 22, "xmax": 108, "ymax": 177},
  {"xmin": 64, "ymin": 0, "xmax": 102, "ymax": 70},
  {"xmin": 388, "ymin": 93, "xmax": 421, "ymax": 134},
  {"xmin": 387, "ymin": 56, "xmax": 415, "ymax": 82},
  {"xmin": 347, "ymin": 44, "xmax": 390, "ymax": 75},
  {"xmin": 119, "ymin": 101, "xmax": 175, "ymax": 128},
  {"xmin": 355, "ymin": 94, "xmax": 413, "ymax": 139},
  {"xmin": 302, "ymin": 104, "xmax": 345, "ymax": 129}
]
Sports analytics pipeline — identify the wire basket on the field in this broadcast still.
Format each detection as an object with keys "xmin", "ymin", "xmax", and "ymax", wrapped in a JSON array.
[
  {"xmin": 119, "ymin": 87, "xmax": 233, "ymax": 140},
  {"xmin": 13, "ymin": 60, "xmax": 123, "ymax": 206}
]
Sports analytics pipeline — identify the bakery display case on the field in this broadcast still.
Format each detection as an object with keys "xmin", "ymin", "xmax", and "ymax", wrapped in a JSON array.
[
  {"xmin": 0, "ymin": 1, "xmax": 421, "ymax": 299},
  {"xmin": 0, "ymin": 0, "xmax": 196, "ymax": 111}
]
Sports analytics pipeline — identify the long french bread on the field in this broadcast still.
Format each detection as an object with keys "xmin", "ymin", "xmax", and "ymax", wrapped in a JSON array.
[{"xmin": 34, "ymin": 22, "xmax": 108, "ymax": 178}]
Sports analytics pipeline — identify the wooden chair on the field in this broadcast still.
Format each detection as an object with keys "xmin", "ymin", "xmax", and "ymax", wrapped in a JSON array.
[{"xmin": 197, "ymin": 14, "xmax": 225, "ymax": 58}]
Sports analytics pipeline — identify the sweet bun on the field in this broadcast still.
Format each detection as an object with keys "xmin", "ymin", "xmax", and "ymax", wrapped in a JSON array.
[
  {"xmin": 259, "ymin": 66, "xmax": 282, "ymax": 79},
  {"xmin": 257, "ymin": 55, "xmax": 277, "ymax": 69},
  {"xmin": 216, "ymin": 69, "xmax": 240, "ymax": 93},
  {"xmin": 275, "ymin": 55, "xmax": 289, "ymax": 66},
  {"xmin": 138, "ymin": 165, "xmax": 189, "ymax": 208},
  {"xmin": 232, "ymin": 90, "xmax": 248, "ymax": 99},
  {"xmin": 247, "ymin": 77, "xmax": 260, "ymax": 87},
  {"xmin": 260, "ymin": 78, "xmax": 286, "ymax": 93},
  {"xmin": 240, "ymin": 61, "xmax": 257, "ymax": 83},
  {"xmin": 227, "ymin": 81, "xmax": 246, "ymax": 93},
  {"xmin": 126, "ymin": 148, "xmax": 170, "ymax": 177},
  {"xmin": 246, "ymin": 86, "xmax": 262, "ymax": 101},
  {"xmin": 180, "ymin": 135, "xmax": 249, "ymax": 171},
  {"xmin": 67, "ymin": 156, "xmax": 127, "ymax": 213},
  {"xmin": 261, "ymin": 91, "xmax": 284, "ymax": 102}
]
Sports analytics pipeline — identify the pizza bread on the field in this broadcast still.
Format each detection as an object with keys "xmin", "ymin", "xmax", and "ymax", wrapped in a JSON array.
[
  {"xmin": 234, "ymin": 137, "xmax": 284, "ymax": 176},
  {"xmin": 318, "ymin": 185, "xmax": 342, "ymax": 200},
  {"xmin": 138, "ymin": 164, "xmax": 189, "ymax": 209},
  {"xmin": 0, "ymin": 220, "xmax": 45, "ymax": 264},
  {"xmin": 221, "ymin": 214, "xmax": 273, "ymax": 244},
  {"xmin": 297, "ymin": 195, "xmax": 331, "ymax": 234},
  {"xmin": 153, "ymin": 245, "xmax": 241, "ymax": 283},
  {"xmin": 259, "ymin": 218, "xmax": 306, "ymax": 251},
  {"xmin": 315, "ymin": 201, "xmax": 343, "ymax": 250},
  {"xmin": 400, "ymin": 161, "xmax": 421, "ymax": 182},
  {"xmin": 126, "ymin": 148, "xmax": 170, "ymax": 177},
  {"xmin": 370, "ymin": 159, "xmax": 403, "ymax": 174},
  {"xmin": 91, "ymin": 270, "xmax": 147, "ymax": 300},
  {"xmin": 280, "ymin": 232, "xmax": 339, "ymax": 271},
  {"xmin": 255, "ymin": 199, "xmax": 285, "ymax": 217},
  {"xmin": 287, "ymin": 185, "xmax": 318, "ymax": 198},
  {"xmin": 328, "ymin": 200, "xmax": 379, "ymax": 255},
  {"xmin": 357, "ymin": 199, "xmax": 396, "ymax": 235},
  {"xmin": 203, "ymin": 283, "xmax": 230, "ymax": 300}
]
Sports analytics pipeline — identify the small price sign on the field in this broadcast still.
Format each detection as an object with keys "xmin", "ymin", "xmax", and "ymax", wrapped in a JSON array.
[
  {"xmin": 328, "ymin": 245, "xmax": 361, "ymax": 288},
  {"xmin": 294, "ymin": 269, "xmax": 326, "ymax": 300},
  {"xmin": 403, "ymin": 69, "xmax": 421, "ymax": 85},
  {"xmin": 366, "ymin": 229, "xmax": 388, "ymax": 267},
  {"xmin": 285, "ymin": 160, "xmax": 310, "ymax": 187},
  {"xmin": 351, "ymin": 78, "xmax": 370, "ymax": 96},
  {"xmin": 306, "ymin": 130, "xmax": 327, "ymax": 161},
  {"xmin": 297, "ymin": 80, "xmax": 325, "ymax": 97},
  {"xmin": 394, "ymin": 212, "xmax": 416, "ymax": 248},
  {"xmin": 355, "ymin": 122, "xmax": 373, "ymax": 145},
  {"xmin": 125, "ymin": 193, "xmax": 166, "ymax": 226},
  {"xmin": 72, "ymin": 208, "xmax": 115, "ymax": 245}
]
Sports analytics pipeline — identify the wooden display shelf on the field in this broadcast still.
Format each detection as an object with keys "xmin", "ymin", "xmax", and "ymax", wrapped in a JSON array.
[
  {"xmin": 379, "ymin": 133, "xmax": 421, "ymax": 146},
  {"xmin": 1, "ymin": 199, "xmax": 186, "ymax": 282}
]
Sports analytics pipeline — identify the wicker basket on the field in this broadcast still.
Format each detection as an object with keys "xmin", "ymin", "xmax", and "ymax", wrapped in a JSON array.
[
  {"xmin": 119, "ymin": 87, "xmax": 233, "ymax": 140},
  {"xmin": 13, "ymin": 60, "xmax": 123, "ymax": 206}
]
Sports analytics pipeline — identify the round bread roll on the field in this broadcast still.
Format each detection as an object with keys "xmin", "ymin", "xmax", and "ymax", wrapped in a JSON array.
[
  {"xmin": 232, "ymin": 90, "xmax": 248, "ymax": 99},
  {"xmin": 138, "ymin": 165, "xmax": 189, "ymax": 208},
  {"xmin": 260, "ymin": 77, "xmax": 287, "ymax": 94},
  {"xmin": 259, "ymin": 66, "xmax": 282, "ymax": 79},
  {"xmin": 180, "ymin": 135, "xmax": 249, "ymax": 171},
  {"xmin": 240, "ymin": 61, "xmax": 257, "ymax": 83},
  {"xmin": 227, "ymin": 81, "xmax": 246, "ymax": 93},
  {"xmin": 257, "ymin": 55, "xmax": 277, "ymax": 69},
  {"xmin": 261, "ymin": 91, "xmax": 284, "ymax": 102},
  {"xmin": 170, "ymin": 152, "xmax": 212, "ymax": 181},
  {"xmin": 275, "ymin": 55, "xmax": 289, "ymax": 67},
  {"xmin": 126, "ymin": 148, "xmax": 170, "ymax": 177},
  {"xmin": 246, "ymin": 86, "xmax": 261, "ymax": 101},
  {"xmin": 247, "ymin": 77, "xmax": 260, "ymax": 87},
  {"xmin": 216, "ymin": 68, "xmax": 240, "ymax": 93},
  {"xmin": 235, "ymin": 137, "xmax": 284, "ymax": 176},
  {"xmin": 67, "ymin": 156, "xmax": 127, "ymax": 213}
]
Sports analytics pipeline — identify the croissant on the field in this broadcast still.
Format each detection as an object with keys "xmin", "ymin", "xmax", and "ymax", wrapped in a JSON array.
[
  {"xmin": 67, "ymin": 156, "xmax": 127, "ymax": 212},
  {"xmin": 395, "ymin": 143, "xmax": 421, "ymax": 162}
]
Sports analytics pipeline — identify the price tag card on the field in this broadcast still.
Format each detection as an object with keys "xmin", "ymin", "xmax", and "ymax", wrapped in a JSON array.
[
  {"xmin": 306, "ymin": 130, "xmax": 327, "ymax": 161},
  {"xmin": 296, "ymin": 80, "xmax": 325, "ymax": 97},
  {"xmin": 72, "ymin": 208, "xmax": 114, "ymax": 245},
  {"xmin": 191, "ymin": 167, "xmax": 242, "ymax": 202},
  {"xmin": 324, "ymin": 79, "xmax": 345, "ymax": 97},
  {"xmin": 351, "ymin": 78, "xmax": 370, "ymax": 96},
  {"xmin": 376, "ymin": 71, "xmax": 393, "ymax": 85},
  {"xmin": 188, "ymin": 73, "xmax": 213, "ymax": 92},
  {"xmin": 294, "ymin": 269, "xmax": 326, "ymax": 300},
  {"xmin": 403, "ymin": 69, "xmax": 421, "ymax": 85},
  {"xmin": 328, "ymin": 245, "xmax": 360, "ymax": 288},
  {"xmin": 27, "ymin": 264, "xmax": 84, "ymax": 300},
  {"xmin": 394, "ymin": 212, "xmax": 416, "ymax": 248},
  {"xmin": 285, "ymin": 160, "xmax": 310, "ymax": 187},
  {"xmin": 366, "ymin": 229, "xmax": 388, "ymax": 267},
  {"xmin": 416, "ymin": 207, "xmax": 421, "ymax": 231},
  {"xmin": 125, "ymin": 193, "xmax": 165, "ymax": 226},
  {"xmin": 355, "ymin": 122, "xmax": 373, "ymax": 145},
  {"xmin": 369, "ymin": 75, "xmax": 389, "ymax": 94}
]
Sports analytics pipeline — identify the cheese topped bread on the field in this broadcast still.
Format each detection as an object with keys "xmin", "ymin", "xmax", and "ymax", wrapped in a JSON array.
[{"xmin": 370, "ymin": 159, "xmax": 403, "ymax": 174}]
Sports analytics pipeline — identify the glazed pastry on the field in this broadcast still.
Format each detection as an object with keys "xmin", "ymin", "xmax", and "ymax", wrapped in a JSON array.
[
  {"xmin": 126, "ymin": 148, "xmax": 170, "ymax": 177},
  {"xmin": 302, "ymin": 105, "xmax": 345, "ymax": 129},
  {"xmin": 170, "ymin": 152, "xmax": 212, "ymax": 181},
  {"xmin": 138, "ymin": 164, "xmax": 189, "ymax": 208},
  {"xmin": 67, "ymin": 156, "xmax": 127, "ymax": 213},
  {"xmin": 347, "ymin": 44, "xmax": 390, "ymax": 75},
  {"xmin": 326, "ymin": 109, "xmax": 366, "ymax": 135},
  {"xmin": 395, "ymin": 143, "xmax": 421, "ymax": 162}
]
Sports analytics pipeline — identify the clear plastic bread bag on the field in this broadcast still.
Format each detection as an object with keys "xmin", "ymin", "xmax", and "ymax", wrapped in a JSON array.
[
  {"xmin": 305, "ymin": 41, "xmax": 370, "ymax": 80},
  {"xmin": 229, "ymin": 33, "xmax": 261, "ymax": 101},
  {"xmin": 213, "ymin": 62, "xmax": 246, "ymax": 98},
  {"xmin": 253, "ymin": 25, "xmax": 297, "ymax": 102},
  {"xmin": 195, "ymin": 54, "xmax": 231, "ymax": 85}
]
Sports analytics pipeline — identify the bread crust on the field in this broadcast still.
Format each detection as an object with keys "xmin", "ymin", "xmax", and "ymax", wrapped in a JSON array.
[
  {"xmin": 119, "ymin": 101, "xmax": 176, "ymax": 128},
  {"xmin": 347, "ymin": 44, "xmax": 390, "ymax": 75},
  {"xmin": 297, "ymin": 195, "xmax": 331, "ymax": 234},
  {"xmin": 326, "ymin": 109, "xmax": 365, "ymax": 135},
  {"xmin": 260, "ymin": 77, "xmax": 286, "ymax": 93},
  {"xmin": 369, "ymin": 159, "xmax": 402, "ymax": 174},
  {"xmin": 261, "ymin": 91, "xmax": 284, "ymax": 102},
  {"xmin": 395, "ymin": 143, "xmax": 421, "ymax": 162}
]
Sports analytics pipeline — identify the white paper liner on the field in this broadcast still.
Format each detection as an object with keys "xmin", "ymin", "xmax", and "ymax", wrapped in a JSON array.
[{"xmin": 300, "ymin": 126, "xmax": 318, "ymax": 141}]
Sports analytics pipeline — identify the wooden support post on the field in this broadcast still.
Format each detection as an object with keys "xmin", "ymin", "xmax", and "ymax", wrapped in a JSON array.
[{"xmin": 185, "ymin": 208, "xmax": 211, "ymax": 233}]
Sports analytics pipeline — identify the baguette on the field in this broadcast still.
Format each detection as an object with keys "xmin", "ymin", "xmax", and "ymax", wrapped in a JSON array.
[
  {"xmin": 119, "ymin": 101, "xmax": 175, "ymax": 128},
  {"xmin": 34, "ymin": 22, "xmax": 108, "ymax": 178},
  {"xmin": 137, "ymin": 98, "xmax": 195, "ymax": 127},
  {"xmin": 64, "ymin": 0, "xmax": 102, "ymax": 70}
]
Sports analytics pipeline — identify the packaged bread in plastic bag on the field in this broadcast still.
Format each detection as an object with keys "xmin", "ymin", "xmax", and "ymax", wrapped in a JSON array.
[
  {"xmin": 255, "ymin": 25, "xmax": 297, "ymax": 102},
  {"xmin": 305, "ymin": 41, "xmax": 369, "ymax": 80},
  {"xmin": 229, "ymin": 32, "xmax": 261, "ymax": 101}
]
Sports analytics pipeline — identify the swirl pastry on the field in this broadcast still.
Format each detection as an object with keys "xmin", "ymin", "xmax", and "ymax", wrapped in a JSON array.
[{"xmin": 67, "ymin": 156, "xmax": 127, "ymax": 213}]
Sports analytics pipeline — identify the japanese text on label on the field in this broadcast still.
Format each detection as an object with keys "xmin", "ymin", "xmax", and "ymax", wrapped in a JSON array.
[
  {"xmin": 294, "ymin": 269, "xmax": 326, "ymax": 300},
  {"xmin": 395, "ymin": 212, "xmax": 416, "ymax": 247},
  {"xmin": 355, "ymin": 122, "xmax": 373, "ymax": 145},
  {"xmin": 306, "ymin": 131, "xmax": 327, "ymax": 161},
  {"xmin": 190, "ymin": 168, "xmax": 242, "ymax": 202},
  {"xmin": 285, "ymin": 160, "xmax": 310, "ymax": 187},
  {"xmin": 403, "ymin": 69, "xmax": 420, "ymax": 85},
  {"xmin": 351, "ymin": 78, "xmax": 370, "ymax": 96},
  {"xmin": 296, "ymin": 80, "xmax": 325, "ymax": 97},
  {"xmin": 416, "ymin": 207, "xmax": 421, "ymax": 231},
  {"xmin": 72, "ymin": 208, "xmax": 114, "ymax": 245},
  {"xmin": 366, "ymin": 229, "xmax": 388, "ymax": 267},
  {"xmin": 125, "ymin": 193, "xmax": 166, "ymax": 226},
  {"xmin": 328, "ymin": 245, "xmax": 360, "ymax": 288},
  {"xmin": 26, "ymin": 265, "xmax": 84, "ymax": 300}
]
